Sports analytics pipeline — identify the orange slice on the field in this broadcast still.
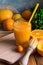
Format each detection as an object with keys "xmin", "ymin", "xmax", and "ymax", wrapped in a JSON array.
[
  {"xmin": 37, "ymin": 41, "xmax": 43, "ymax": 56},
  {"xmin": 31, "ymin": 29, "xmax": 43, "ymax": 40}
]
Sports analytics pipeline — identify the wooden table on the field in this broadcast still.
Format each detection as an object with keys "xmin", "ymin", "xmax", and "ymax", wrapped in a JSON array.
[{"xmin": 28, "ymin": 53, "xmax": 43, "ymax": 65}]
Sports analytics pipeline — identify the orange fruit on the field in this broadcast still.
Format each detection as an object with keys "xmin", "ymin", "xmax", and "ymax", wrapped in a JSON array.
[
  {"xmin": 0, "ymin": 9, "xmax": 13, "ymax": 21},
  {"xmin": 31, "ymin": 29, "xmax": 43, "ymax": 40},
  {"xmin": 3, "ymin": 18, "xmax": 14, "ymax": 31},
  {"xmin": 17, "ymin": 45, "xmax": 23, "ymax": 52},
  {"xmin": 37, "ymin": 41, "xmax": 43, "ymax": 56},
  {"xmin": 22, "ymin": 10, "xmax": 32, "ymax": 20}
]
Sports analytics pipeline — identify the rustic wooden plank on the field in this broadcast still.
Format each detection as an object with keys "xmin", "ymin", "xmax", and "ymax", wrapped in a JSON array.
[
  {"xmin": 0, "ymin": 64, "xmax": 5, "ymax": 65},
  {"xmin": 0, "ymin": 31, "xmax": 12, "ymax": 38},
  {"xmin": 34, "ymin": 52, "xmax": 43, "ymax": 65},
  {"xmin": 28, "ymin": 55, "xmax": 36, "ymax": 65}
]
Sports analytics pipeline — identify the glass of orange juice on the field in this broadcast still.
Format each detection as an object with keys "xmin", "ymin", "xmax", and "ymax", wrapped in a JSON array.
[{"xmin": 13, "ymin": 21, "xmax": 31, "ymax": 47}]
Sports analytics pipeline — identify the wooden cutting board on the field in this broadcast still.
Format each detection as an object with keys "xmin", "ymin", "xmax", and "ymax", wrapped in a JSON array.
[{"xmin": 0, "ymin": 33, "xmax": 23, "ymax": 64}]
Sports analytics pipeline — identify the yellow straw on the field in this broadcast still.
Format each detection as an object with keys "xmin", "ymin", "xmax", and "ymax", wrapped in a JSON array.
[{"xmin": 29, "ymin": 3, "xmax": 39, "ymax": 23}]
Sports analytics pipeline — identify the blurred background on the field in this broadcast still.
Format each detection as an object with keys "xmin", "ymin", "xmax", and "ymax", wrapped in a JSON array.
[
  {"xmin": 0, "ymin": 0, "xmax": 38, "ymax": 12},
  {"xmin": 0, "ymin": 0, "xmax": 43, "ymax": 12}
]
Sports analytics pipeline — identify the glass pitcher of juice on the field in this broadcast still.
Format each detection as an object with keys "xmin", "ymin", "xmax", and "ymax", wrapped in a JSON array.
[{"xmin": 13, "ymin": 21, "xmax": 31, "ymax": 47}]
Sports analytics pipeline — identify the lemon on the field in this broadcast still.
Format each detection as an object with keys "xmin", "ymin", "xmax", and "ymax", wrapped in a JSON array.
[{"xmin": 13, "ymin": 14, "xmax": 22, "ymax": 20}]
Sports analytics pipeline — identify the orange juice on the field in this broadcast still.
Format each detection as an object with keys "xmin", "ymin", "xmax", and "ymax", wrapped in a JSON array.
[{"xmin": 13, "ymin": 22, "xmax": 31, "ymax": 47}]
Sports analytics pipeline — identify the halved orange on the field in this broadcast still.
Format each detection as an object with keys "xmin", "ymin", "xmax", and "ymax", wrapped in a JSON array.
[
  {"xmin": 37, "ymin": 41, "xmax": 43, "ymax": 56},
  {"xmin": 31, "ymin": 29, "xmax": 43, "ymax": 40}
]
